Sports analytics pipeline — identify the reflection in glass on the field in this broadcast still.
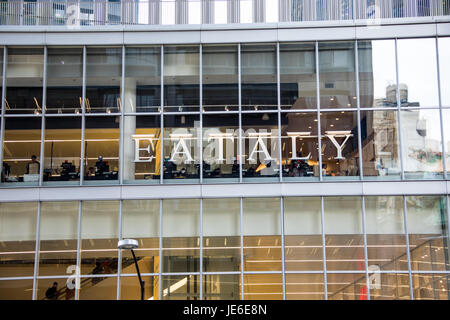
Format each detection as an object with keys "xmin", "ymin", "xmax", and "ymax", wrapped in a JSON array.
[
  {"xmin": 5, "ymin": 48, "xmax": 44, "ymax": 114},
  {"xmin": 406, "ymin": 196, "xmax": 449, "ymax": 272},
  {"xmin": 244, "ymin": 274, "xmax": 282, "ymax": 300},
  {"xmin": 37, "ymin": 278, "xmax": 74, "ymax": 300},
  {"xmin": 123, "ymin": 115, "xmax": 161, "ymax": 183},
  {"xmin": 443, "ymin": 109, "xmax": 450, "ymax": 176},
  {"xmin": 2, "ymin": 117, "xmax": 41, "ymax": 185},
  {"xmin": 370, "ymin": 273, "xmax": 411, "ymax": 300},
  {"xmin": 284, "ymin": 197, "xmax": 323, "ymax": 271},
  {"xmin": 163, "ymin": 114, "xmax": 200, "ymax": 183},
  {"xmin": 400, "ymin": 109, "xmax": 444, "ymax": 179},
  {"xmin": 124, "ymin": 47, "xmax": 161, "ymax": 113},
  {"xmin": 286, "ymin": 273, "xmax": 325, "ymax": 300},
  {"xmin": 281, "ymin": 112, "xmax": 319, "ymax": 181},
  {"xmin": 243, "ymin": 198, "xmax": 281, "ymax": 272},
  {"xmin": 319, "ymin": 42, "xmax": 357, "ymax": 109},
  {"xmin": 78, "ymin": 276, "xmax": 117, "ymax": 300},
  {"xmin": 280, "ymin": 43, "xmax": 316, "ymax": 110},
  {"xmin": 361, "ymin": 110, "xmax": 401, "ymax": 179},
  {"xmin": 358, "ymin": 40, "xmax": 397, "ymax": 108},
  {"xmin": 164, "ymin": 46, "xmax": 199, "ymax": 112},
  {"xmin": 203, "ymin": 198, "xmax": 240, "ymax": 272},
  {"xmin": 121, "ymin": 275, "xmax": 158, "ymax": 300},
  {"xmin": 438, "ymin": 37, "xmax": 450, "ymax": 107},
  {"xmin": 321, "ymin": 111, "xmax": 360, "ymax": 179},
  {"xmin": 412, "ymin": 274, "xmax": 450, "ymax": 300},
  {"xmin": 0, "ymin": 202, "xmax": 37, "ymax": 278},
  {"xmin": 242, "ymin": 113, "xmax": 280, "ymax": 182},
  {"xmin": 203, "ymin": 45, "xmax": 238, "ymax": 112},
  {"xmin": 38, "ymin": 202, "xmax": 78, "ymax": 276},
  {"xmin": 0, "ymin": 279, "xmax": 33, "ymax": 300},
  {"xmin": 203, "ymin": 274, "xmax": 240, "ymax": 300},
  {"xmin": 121, "ymin": 200, "xmax": 159, "ymax": 275},
  {"xmin": 86, "ymin": 47, "xmax": 122, "ymax": 113},
  {"xmin": 327, "ymin": 273, "xmax": 367, "ymax": 300},
  {"xmin": 161, "ymin": 275, "xmax": 200, "ymax": 300},
  {"xmin": 84, "ymin": 116, "xmax": 119, "ymax": 184},
  {"xmin": 241, "ymin": 44, "xmax": 277, "ymax": 111},
  {"xmin": 324, "ymin": 197, "xmax": 364, "ymax": 271},
  {"xmin": 80, "ymin": 201, "xmax": 120, "ymax": 275},
  {"xmin": 397, "ymin": 38, "xmax": 438, "ymax": 108},
  {"xmin": 46, "ymin": 47, "xmax": 83, "ymax": 114},
  {"xmin": 43, "ymin": 117, "xmax": 81, "ymax": 184},
  {"xmin": 162, "ymin": 199, "xmax": 200, "ymax": 273},
  {"xmin": 364, "ymin": 196, "xmax": 408, "ymax": 271},
  {"xmin": 203, "ymin": 114, "xmax": 239, "ymax": 182}
]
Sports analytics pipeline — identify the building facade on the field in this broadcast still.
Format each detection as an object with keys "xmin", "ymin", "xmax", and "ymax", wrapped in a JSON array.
[{"xmin": 0, "ymin": 0, "xmax": 449, "ymax": 300}]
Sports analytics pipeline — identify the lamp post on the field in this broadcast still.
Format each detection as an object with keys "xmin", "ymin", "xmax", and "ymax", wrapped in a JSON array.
[{"xmin": 117, "ymin": 239, "xmax": 145, "ymax": 300}]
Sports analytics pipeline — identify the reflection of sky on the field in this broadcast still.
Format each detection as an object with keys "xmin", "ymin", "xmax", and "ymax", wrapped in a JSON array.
[{"xmin": 370, "ymin": 40, "xmax": 396, "ymax": 100}]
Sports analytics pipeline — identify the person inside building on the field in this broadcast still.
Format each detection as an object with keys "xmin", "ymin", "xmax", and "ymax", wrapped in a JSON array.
[
  {"xmin": 45, "ymin": 282, "xmax": 58, "ymax": 300},
  {"xmin": 25, "ymin": 155, "xmax": 40, "ymax": 175},
  {"xmin": 95, "ymin": 156, "xmax": 109, "ymax": 176}
]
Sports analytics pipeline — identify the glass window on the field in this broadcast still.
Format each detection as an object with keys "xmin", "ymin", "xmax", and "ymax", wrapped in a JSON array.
[
  {"xmin": 203, "ymin": 274, "xmax": 240, "ymax": 300},
  {"xmin": 438, "ymin": 38, "xmax": 450, "ymax": 107},
  {"xmin": 0, "ymin": 202, "xmax": 37, "ymax": 278},
  {"xmin": 411, "ymin": 274, "xmax": 450, "ymax": 300},
  {"xmin": 241, "ymin": 44, "xmax": 277, "ymax": 111},
  {"xmin": 406, "ymin": 196, "xmax": 449, "ymax": 272},
  {"xmin": 286, "ymin": 273, "xmax": 325, "ymax": 300},
  {"xmin": 86, "ymin": 47, "xmax": 122, "ymax": 114},
  {"xmin": 163, "ymin": 114, "xmax": 200, "ymax": 183},
  {"xmin": 203, "ymin": 198, "xmax": 240, "ymax": 272},
  {"xmin": 280, "ymin": 43, "xmax": 316, "ymax": 110},
  {"xmin": 281, "ymin": 112, "xmax": 319, "ymax": 181},
  {"xmin": 319, "ymin": 42, "xmax": 357, "ymax": 109},
  {"xmin": 321, "ymin": 111, "xmax": 360, "ymax": 179},
  {"xmin": 46, "ymin": 47, "xmax": 83, "ymax": 114},
  {"xmin": 124, "ymin": 47, "xmax": 161, "ymax": 113},
  {"xmin": 123, "ymin": 115, "xmax": 161, "ymax": 183},
  {"xmin": 361, "ymin": 110, "xmax": 401, "ymax": 179},
  {"xmin": 364, "ymin": 196, "xmax": 408, "ymax": 271},
  {"xmin": 0, "ymin": 279, "xmax": 34, "ymax": 300},
  {"xmin": 121, "ymin": 275, "xmax": 158, "ymax": 300},
  {"xmin": 327, "ymin": 273, "xmax": 368, "ymax": 300},
  {"xmin": 121, "ymin": 200, "xmax": 159, "ymax": 275},
  {"xmin": 84, "ymin": 116, "xmax": 119, "ymax": 184},
  {"xmin": 243, "ymin": 198, "xmax": 281, "ymax": 272},
  {"xmin": 43, "ymin": 117, "xmax": 81, "ymax": 185},
  {"xmin": 38, "ymin": 201, "xmax": 78, "ymax": 277},
  {"xmin": 162, "ymin": 199, "xmax": 200, "ymax": 273},
  {"xmin": 444, "ymin": 109, "xmax": 450, "ymax": 177},
  {"xmin": 2, "ymin": 117, "xmax": 41, "ymax": 186},
  {"xmin": 400, "ymin": 109, "xmax": 444, "ymax": 179},
  {"xmin": 358, "ymin": 40, "xmax": 397, "ymax": 108},
  {"xmin": 244, "ymin": 274, "xmax": 283, "ymax": 300},
  {"xmin": 163, "ymin": 46, "xmax": 199, "ymax": 112},
  {"xmin": 284, "ymin": 197, "xmax": 323, "ymax": 271},
  {"xmin": 203, "ymin": 45, "xmax": 238, "ymax": 112},
  {"xmin": 370, "ymin": 273, "xmax": 411, "ymax": 300},
  {"xmin": 161, "ymin": 275, "xmax": 200, "ymax": 300},
  {"xmin": 5, "ymin": 47, "xmax": 44, "ymax": 114},
  {"xmin": 242, "ymin": 113, "xmax": 280, "ymax": 182},
  {"xmin": 397, "ymin": 38, "xmax": 439, "ymax": 108},
  {"xmin": 78, "ymin": 276, "xmax": 117, "ymax": 300},
  {"xmin": 80, "ymin": 201, "xmax": 120, "ymax": 275},
  {"xmin": 324, "ymin": 197, "xmax": 364, "ymax": 271},
  {"xmin": 202, "ymin": 114, "xmax": 239, "ymax": 183},
  {"xmin": 37, "ymin": 278, "xmax": 74, "ymax": 300}
]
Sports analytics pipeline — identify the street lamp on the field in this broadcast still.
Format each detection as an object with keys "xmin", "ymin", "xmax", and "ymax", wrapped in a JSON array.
[{"xmin": 117, "ymin": 239, "xmax": 145, "ymax": 300}]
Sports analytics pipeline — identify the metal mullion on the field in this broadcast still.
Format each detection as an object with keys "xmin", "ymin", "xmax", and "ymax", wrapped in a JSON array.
[
  {"xmin": 240, "ymin": 197, "xmax": 244, "ymax": 299},
  {"xmin": 38, "ymin": 46, "xmax": 47, "ymax": 187},
  {"xmin": 277, "ymin": 42, "xmax": 282, "ymax": 183},
  {"xmin": 0, "ymin": 47, "xmax": 7, "ymax": 184},
  {"xmin": 238, "ymin": 43, "xmax": 243, "ymax": 183},
  {"xmin": 79, "ymin": 46, "xmax": 87, "ymax": 185},
  {"xmin": 32, "ymin": 201, "xmax": 42, "ymax": 300},
  {"xmin": 159, "ymin": 199, "xmax": 163, "ymax": 300},
  {"xmin": 355, "ymin": 40, "xmax": 364, "ymax": 180},
  {"xmin": 75, "ymin": 200, "xmax": 82, "ymax": 300},
  {"xmin": 316, "ymin": 41, "xmax": 323, "ymax": 182},
  {"xmin": 280, "ymin": 197, "xmax": 286, "ymax": 300},
  {"xmin": 199, "ymin": 44, "xmax": 203, "ymax": 184},
  {"xmin": 160, "ymin": 46, "xmax": 164, "ymax": 185},
  {"xmin": 395, "ymin": 38, "xmax": 406, "ymax": 180},
  {"xmin": 403, "ymin": 196, "xmax": 414, "ymax": 300},
  {"xmin": 117, "ymin": 199, "xmax": 123, "ymax": 300},
  {"xmin": 361, "ymin": 196, "xmax": 371, "ymax": 300},
  {"xmin": 436, "ymin": 37, "xmax": 448, "ymax": 179},
  {"xmin": 199, "ymin": 198, "xmax": 203, "ymax": 299},
  {"xmin": 321, "ymin": 196, "xmax": 328, "ymax": 299},
  {"xmin": 119, "ymin": 45, "xmax": 125, "ymax": 185}
]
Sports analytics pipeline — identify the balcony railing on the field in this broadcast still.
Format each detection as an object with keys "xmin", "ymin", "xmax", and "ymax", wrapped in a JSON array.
[{"xmin": 0, "ymin": 0, "xmax": 449, "ymax": 27}]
